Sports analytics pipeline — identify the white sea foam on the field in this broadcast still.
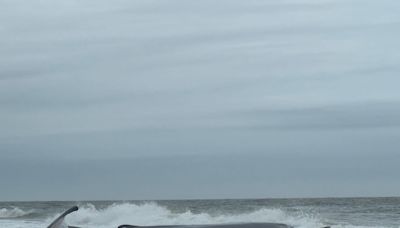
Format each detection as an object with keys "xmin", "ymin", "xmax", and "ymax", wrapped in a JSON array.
[
  {"xmin": 62, "ymin": 203, "xmax": 399, "ymax": 228},
  {"xmin": 3, "ymin": 202, "xmax": 397, "ymax": 228},
  {"xmin": 0, "ymin": 207, "xmax": 34, "ymax": 218},
  {"xmin": 56, "ymin": 202, "xmax": 324, "ymax": 228}
]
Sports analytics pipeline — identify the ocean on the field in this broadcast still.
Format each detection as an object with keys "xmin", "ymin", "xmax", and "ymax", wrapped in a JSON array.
[{"xmin": 1, "ymin": 198, "xmax": 399, "ymax": 228}]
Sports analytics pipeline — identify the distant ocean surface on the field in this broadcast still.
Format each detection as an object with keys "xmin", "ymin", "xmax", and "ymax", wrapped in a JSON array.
[{"xmin": 1, "ymin": 198, "xmax": 400, "ymax": 228}]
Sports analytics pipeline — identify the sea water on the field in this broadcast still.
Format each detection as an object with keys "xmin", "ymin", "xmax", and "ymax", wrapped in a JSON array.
[{"xmin": 1, "ymin": 198, "xmax": 399, "ymax": 228}]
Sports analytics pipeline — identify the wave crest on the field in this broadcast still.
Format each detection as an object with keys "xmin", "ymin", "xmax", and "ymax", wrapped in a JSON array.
[
  {"xmin": 61, "ymin": 202, "xmax": 324, "ymax": 228},
  {"xmin": 0, "ymin": 207, "xmax": 34, "ymax": 218}
]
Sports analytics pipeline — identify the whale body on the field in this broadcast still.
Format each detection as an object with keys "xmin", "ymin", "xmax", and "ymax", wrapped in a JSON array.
[{"xmin": 118, "ymin": 224, "xmax": 291, "ymax": 228}]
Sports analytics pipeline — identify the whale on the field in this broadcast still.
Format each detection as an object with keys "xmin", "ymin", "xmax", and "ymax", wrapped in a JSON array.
[
  {"xmin": 118, "ymin": 224, "xmax": 292, "ymax": 228},
  {"xmin": 47, "ymin": 206, "xmax": 297, "ymax": 228}
]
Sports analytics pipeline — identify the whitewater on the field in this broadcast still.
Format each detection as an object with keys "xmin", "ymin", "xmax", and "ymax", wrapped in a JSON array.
[{"xmin": 1, "ymin": 198, "xmax": 399, "ymax": 228}]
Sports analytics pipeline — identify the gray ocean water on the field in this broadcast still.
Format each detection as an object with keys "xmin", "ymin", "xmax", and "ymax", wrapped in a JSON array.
[{"xmin": 1, "ymin": 198, "xmax": 399, "ymax": 228}]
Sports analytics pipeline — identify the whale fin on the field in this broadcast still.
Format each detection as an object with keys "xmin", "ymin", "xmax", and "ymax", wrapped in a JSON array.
[{"xmin": 47, "ymin": 206, "xmax": 79, "ymax": 228}]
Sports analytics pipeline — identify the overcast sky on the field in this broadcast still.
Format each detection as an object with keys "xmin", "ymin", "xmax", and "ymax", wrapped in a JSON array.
[{"xmin": 1, "ymin": 0, "xmax": 400, "ymax": 201}]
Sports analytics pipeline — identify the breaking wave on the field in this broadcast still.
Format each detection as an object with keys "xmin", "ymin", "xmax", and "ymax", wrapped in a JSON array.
[
  {"xmin": 56, "ymin": 202, "xmax": 324, "ymax": 228},
  {"xmin": 41, "ymin": 202, "xmax": 397, "ymax": 228},
  {"xmin": 0, "ymin": 207, "xmax": 34, "ymax": 218}
]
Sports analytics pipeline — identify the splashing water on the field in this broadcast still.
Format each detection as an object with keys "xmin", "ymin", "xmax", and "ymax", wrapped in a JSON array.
[
  {"xmin": 60, "ymin": 203, "xmax": 323, "ymax": 228},
  {"xmin": 2, "ymin": 199, "xmax": 400, "ymax": 228},
  {"xmin": 0, "ymin": 207, "xmax": 34, "ymax": 218}
]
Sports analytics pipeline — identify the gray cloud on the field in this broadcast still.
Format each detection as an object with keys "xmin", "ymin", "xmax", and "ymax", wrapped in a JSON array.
[
  {"xmin": 1, "ymin": 0, "xmax": 400, "ymax": 200},
  {"xmin": 1, "ymin": 152, "xmax": 399, "ymax": 200},
  {"xmin": 226, "ymin": 101, "xmax": 400, "ymax": 130}
]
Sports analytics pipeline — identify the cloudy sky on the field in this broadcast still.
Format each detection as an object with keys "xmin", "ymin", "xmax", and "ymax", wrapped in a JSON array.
[{"xmin": 1, "ymin": 0, "xmax": 400, "ymax": 201}]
